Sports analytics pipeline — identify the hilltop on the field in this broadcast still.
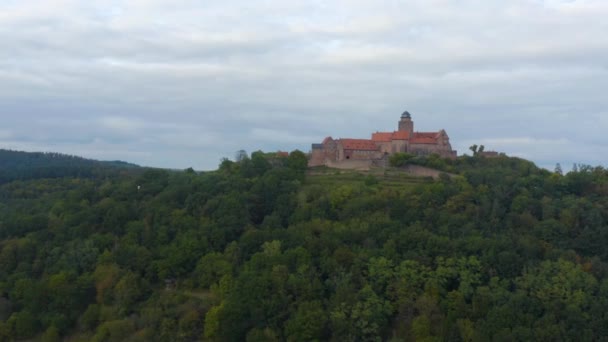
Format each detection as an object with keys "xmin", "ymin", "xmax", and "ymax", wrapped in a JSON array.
[{"xmin": 0, "ymin": 149, "xmax": 141, "ymax": 184}]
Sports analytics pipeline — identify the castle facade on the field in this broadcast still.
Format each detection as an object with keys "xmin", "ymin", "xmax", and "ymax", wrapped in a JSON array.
[{"xmin": 309, "ymin": 111, "xmax": 456, "ymax": 168}]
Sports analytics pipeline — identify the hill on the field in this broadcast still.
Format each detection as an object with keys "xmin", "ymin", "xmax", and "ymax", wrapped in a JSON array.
[
  {"xmin": 0, "ymin": 149, "xmax": 140, "ymax": 184},
  {"xmin": 1, "ymin": 150, "xmax": 608, "ymax": 341}
]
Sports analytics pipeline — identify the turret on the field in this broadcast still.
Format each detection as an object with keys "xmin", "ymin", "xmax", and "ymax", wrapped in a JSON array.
[{"xmin": 398, "ymin": 110, "xmax": 414, "ymax": 134}]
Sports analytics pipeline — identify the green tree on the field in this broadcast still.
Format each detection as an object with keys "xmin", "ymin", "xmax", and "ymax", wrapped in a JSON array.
[
  {"xmin": 287, "ymin": 150, "xmax": 308, "ymax": 173},
  {"xmin": 469, "ymin": 144, "xmax": 478, "ymax": 155},
  {"xmin": 555, "ymin": 163, "xmax": 563, "ymax": 175},
  {"xmin": 7, "ymin": 311, "xmax": 39, "ymax": 339},
  {"xmin": 92, "ymin": 319, "xmax": 135, "ymax": 342},
  {"xmin": 284, "ymin": 301, "xmax": 327, "ymax": 341},
  {"xmin": 41, "ymin": 325, "xmax": 60, "ymax": 342},
  {"xmin": 113, "ymin": 272, "xmax": 145, "ymax": 314},
  {"xmin": 389, "ymin": 152, "xmax": 414, "ymax": 167},
  {"xmin": 195, "ymin": 252, "xmax": 232, "ymax": 288},
  {"xmin": 330, "ymin": 285, "xmax": 392, "ymax": 341}
]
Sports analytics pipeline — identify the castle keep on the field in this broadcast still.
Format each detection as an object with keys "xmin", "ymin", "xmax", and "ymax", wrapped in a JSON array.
[{"xmin": 309, "ymin": 111, "xmax": 456, "ymax": 168}]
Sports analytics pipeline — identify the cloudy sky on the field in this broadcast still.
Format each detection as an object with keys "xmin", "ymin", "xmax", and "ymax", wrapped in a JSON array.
[{"xmin": 1, "ymin": 0, "xmax": 607, "ymax": 170}]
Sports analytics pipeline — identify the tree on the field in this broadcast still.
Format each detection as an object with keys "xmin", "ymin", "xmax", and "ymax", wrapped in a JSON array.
[
  {"xmin": 330, "ymin": 285, "xmax": 392, "ymax": 341},
  {"xmin": 235, "ymin": 150, "xmax": 248, "ymax": 162},
  {"xmin": 0, "ymin": 298, "xmax": 12, "ymax": 322},
  {"xmin": 80, "ymin": 304, "xmax": 100, "ymax": 331},
  {"xmin": 113, "ymin": 272, "xmax": 145, "ymax": 314},
  {"xmin": 246, "ymin": 327, "xmax": 280, "ymax": 342},
  {"xmin": 555, "ymin": 163, "xmax": 563, "ymax": 175},
  {"xmin": 92, "ymin": 319, "xmax": 135, "ymax": 342},
  {"xmin": 194, "ymin": 252, "xmax": 232, "ymax": 288},
  {"xmin": 517, "ymin": 259, "xmax": 598, "ymax": 311},
  {"xmin": 250, "ymin": 151, "xmax": 271, "ymax": 176},
  {"xmin": 469, "ymin": 145, "xmax": 478, "ymax": 155},
  {"xmin": 368, "ymin": 257, "xmax": 395, "ymax": 295},
  {"xmin": 287, "ymin": 150, "xmax": 308, "ymax": 173},
  {"xmin": 177, "ymin": 309, "xmax": 201, "ymax": 341},
  {"xmin": 204, "ymin": 303, "xmax": 223, "ymax": 339},
  {"xmin": 41, "ymin": 326, "xmax": 60, "ymax": 342},
  {"xmin": 7, "ymin": 311, "xmax": 39, "ymax": 340},
  {"xmin": 284, "ymin": 301, "xmax": 327, "ymax": 341},
  {"xmin": 389, "ymin": 153, "xmax": 414, "ymax": 167},
  {"xmin": 93, "ymin": 263, "xmax": 121, "ymax": 305},
  {"xmin": 219, "ymin": 158, "xmax": 234, "ymax": 173}
]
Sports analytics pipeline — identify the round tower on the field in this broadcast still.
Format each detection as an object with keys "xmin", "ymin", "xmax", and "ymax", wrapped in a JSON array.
[{"xmin": 398, "ymin": 110, "xmax": 414, "ymax": 134}]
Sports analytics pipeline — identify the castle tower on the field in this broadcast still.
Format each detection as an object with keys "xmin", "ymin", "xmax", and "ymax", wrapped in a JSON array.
[{"xmin": 398, "ymin": 110, "xmax": 414, "ymax": 134}]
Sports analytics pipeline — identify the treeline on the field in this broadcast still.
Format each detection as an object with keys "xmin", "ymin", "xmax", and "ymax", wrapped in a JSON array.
[
  {"xmin": 0, "ymin": 150, "xmax": 608, "ymax": 341},
  {"xmin": 0, "ymin": 149, "xmax": 140, "ymax": 184}
]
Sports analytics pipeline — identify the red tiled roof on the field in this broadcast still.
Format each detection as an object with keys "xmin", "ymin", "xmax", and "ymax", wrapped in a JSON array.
[
  {"xmin": 334, "ymin": 131, "xmax": 443, "ymax": 148},
  {"xmin": 340, "ymin": 139, "xmax": 379, "ymax": 151},
  {"xmin": 372, "ymin": 131, "xmax": 411, "ymax": 141},
  {"xmin": 276, "ymin": 151, "xmax": 289, "ymax": 157},
  {"xmin": 410, "ymin": 138, "xmax": 437, "ymax": 144},
  {"xmin": 415, "ymin": 132, "xmax": 440, "ymax": 138},
  {"xmin": 392, "ymin": 131, "xmax": 411, "ymax": 140},
  {"xmin": 371, "ymin": 132, "xmax": 393, "ymax": 142},
  {"xmin": 411, "ymin": 132, "xmax": 440, "ymax": 144}
]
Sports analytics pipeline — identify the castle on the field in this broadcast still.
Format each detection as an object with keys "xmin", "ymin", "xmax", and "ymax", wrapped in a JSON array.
[{"xmin": 309, "ymin": 111, "xmax": 457, "ymax": 168}]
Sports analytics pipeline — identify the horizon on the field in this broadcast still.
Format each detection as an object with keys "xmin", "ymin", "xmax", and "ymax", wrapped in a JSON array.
[
  {"xmin": 0, "ymin": 145, "xmax": 593, "ymax": 174},
  {"xmin": 1, "ymin": 0, "xmax": 606, "ymax": 171}
]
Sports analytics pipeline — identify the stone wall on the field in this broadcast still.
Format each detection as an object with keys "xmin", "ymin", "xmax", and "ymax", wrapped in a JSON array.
[
  {"xmin": 308, "ymin": 148, "xmax": 326, "ymax": 167},
  {"xmin": 345, "ymin": 150, "xmax": 383, "ymax": 160},
  {"xmin": 393, "ymin": 140, "xmax": 408, "ymax": 153},
  {"xmin": 479, "ymin": 151, "xmax": 500, "ymax": 158},
  {"xmin": 409, "ymin": 143, "xmax": 455, "ymax": 158},
  {"xmin": 325, "ymin": 159, "xmax": 373, "ymax": 170}
]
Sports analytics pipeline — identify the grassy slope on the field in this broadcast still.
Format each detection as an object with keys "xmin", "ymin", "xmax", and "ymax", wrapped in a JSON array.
[{"xmin": 306, "ymin": 167, "xmax": 431, "ymax": 193}]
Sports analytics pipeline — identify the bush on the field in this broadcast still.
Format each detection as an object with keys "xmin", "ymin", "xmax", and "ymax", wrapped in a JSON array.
[{"xmin": 389, "ymin": 153, "xmax": 414, "ymax": 167}]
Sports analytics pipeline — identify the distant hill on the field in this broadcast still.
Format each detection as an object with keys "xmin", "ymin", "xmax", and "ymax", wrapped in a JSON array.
[{"xmin": 0, "ymin": 149, "xmax": 140, "ymax": 184}]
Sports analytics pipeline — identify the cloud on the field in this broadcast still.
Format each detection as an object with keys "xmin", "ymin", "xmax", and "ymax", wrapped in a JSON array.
[
  {"xmin": 0, "ymin": 0, "xmax": 607, "ymax": 170},
  {"xmin": 98, "ymin": 116, "xmax": 143, "ymax": 133},
  {"xmin": 0, "ymin": 130, "xmax": 12, "ymax": 140},
  {"xmin": 250, "ymin": 128, "xmax": 320, "ymax": 145}
]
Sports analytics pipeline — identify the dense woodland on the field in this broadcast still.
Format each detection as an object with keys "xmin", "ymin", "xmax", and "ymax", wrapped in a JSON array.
[
  {"xmin": 1, "ymin": 149, "xmax": 608, "ymax": 341},
  {"xmin": 0, "ymin": 149, "xmax": 140, "ymax": 185}
]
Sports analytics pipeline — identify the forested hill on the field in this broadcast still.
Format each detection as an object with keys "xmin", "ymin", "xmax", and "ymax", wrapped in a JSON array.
[
  {"xmin": 1, "ymin": 151, "xmax": 608, "ymax": 341},
  {"xmin": 0, "ymin": 149, "xmax": 140, "ymax": 184}
]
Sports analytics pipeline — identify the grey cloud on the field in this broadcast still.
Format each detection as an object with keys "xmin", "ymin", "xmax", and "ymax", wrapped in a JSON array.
[{"xmin": 0, "ymin": 0, "xmax": 607, "ymax": 170}]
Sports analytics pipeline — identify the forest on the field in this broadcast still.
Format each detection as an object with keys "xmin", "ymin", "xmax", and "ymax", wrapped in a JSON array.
[
  {"xmin": 1, "ymin": 149, "xmax": 608, "ymax": 341},
  {"xmin": 0, "ymin": 149, "xmax": 140, "ymax": 185}
]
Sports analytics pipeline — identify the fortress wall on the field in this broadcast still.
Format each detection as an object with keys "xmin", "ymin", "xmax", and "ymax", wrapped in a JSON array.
[
  {"xmin": 325, "ymin": 159, "xmax": 373, "ymax": 170},
  {"xmin": 377, "ymin": 142, "xmax": 392, "ymax": 154},
  {"xmin": 410, "ymin": 143, "xmax": 455, "ymax": 158},
  {"xmin": 308, "ymin": 149, "xmax": 326, "ymax": 167},
  {"xmin": 348, "ymin": 150, "xmax": 383, "ymax": 160},
  {"xmin": 393, "ymin": 140, "xmax": 408, "ymax": 153}
]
